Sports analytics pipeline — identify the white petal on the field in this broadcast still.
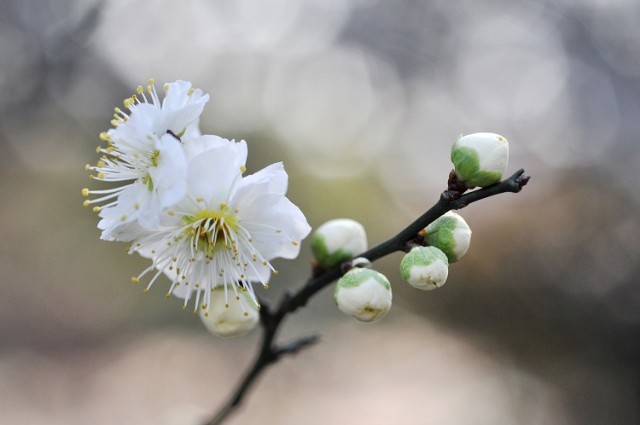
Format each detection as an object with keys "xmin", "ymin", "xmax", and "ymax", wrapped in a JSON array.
[
  {"xmin": 187, "ymin": 141, "xmax": 247, "ymax": 206},
  {"xmin": 161, "ymin": 102, "xmax": 209, "ymax": 136},
  {"xmin": 241, "ymin": 193, "xmax": 311, "ymax": 260},
  {"xmin": 149, "ymin": 134, "xmax": 188, "ymax": 208},
  {"xmin": 114, "ymin": 103, "xmax": 158, "ymax": 142},
  {"xmin": 183, "ymin": 134, "xmax": 230, "ymax": 159},
  {"xmin": 159, "ymin": 81, "xmax": 209, "ymax": 134},
  {"xmin": 98, "ymin": 181, "xmax": 153, "ymax": 240},
  {"xmin": 231, "ymin": 162, "xmax": 288, "ymax": 211}
]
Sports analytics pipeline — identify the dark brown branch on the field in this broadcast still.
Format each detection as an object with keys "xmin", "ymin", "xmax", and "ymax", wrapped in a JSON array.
[{"xmin": 203, "ymin": 169, "xmax": 529, "ymax": 425}]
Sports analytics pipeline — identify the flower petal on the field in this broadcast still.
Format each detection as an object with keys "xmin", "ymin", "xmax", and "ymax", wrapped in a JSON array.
[
  {"xmin": 241, "ymin": 193, "xmax": 311, "ymax": 260},
  {"xmin": 187, "ymin": 141, "xmax": 247, "ymax": 207},
  {"xmin": 149, "ymin": 133, "xmax": 188, "ymax": 208},
  {"xmin": 98, "ymin": 181, "xmax": 155, "ymax": 240},
  {"xmin": 231, "ymin": 162, "xmax": 288, "ymax": 211}
]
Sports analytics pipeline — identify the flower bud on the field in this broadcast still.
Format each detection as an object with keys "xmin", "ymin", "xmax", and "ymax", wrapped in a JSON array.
[
  {"xmin": 451, "ymin": 133, "xmax": 509, "ymax": 187},
  {"xmin": 334, "ymin": 268, "xmax": 392, "ymax": 322},
  {"xmin": 311, "ymin": 218, "xmax": 367, "ymax": 268},
  {"xmin": 421, "ymin": 211, "xmax": 471, "ymax": 263},
  {"xmin": 399, "ymin": 246, "xmax": 449, "ymax": 290},
  {"xmin": 199, "ymin": 287, "xmax": 259, "ymax": 337}
]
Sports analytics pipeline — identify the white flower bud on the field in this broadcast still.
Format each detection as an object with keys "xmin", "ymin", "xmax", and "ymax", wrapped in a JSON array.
[
  {"xmin": 334, "ymin": 268, "xmax": 392, "ymax": 322},
  {"xmin": 311, "ymin": 218, "xmax": 367, "ymax": 268},
  {"xmin": 199, "ymin": 287, "xmax": 259, "ymax": 337},
  {"xmin": 451, "ymin": 133, "xmax": 509, "ymax": 187},
  {"xmin": 421, "ymin": 211, "xmax": 472, "ymax": 263},
  {"xmin": 399, "ymin": 246, "xmax": 449, "ymax": 290}
]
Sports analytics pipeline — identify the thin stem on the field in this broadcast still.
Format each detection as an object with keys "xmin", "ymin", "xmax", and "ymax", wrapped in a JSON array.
[{"xmin": 203, "ymin": 169, "xmax": 529, "ymax": 425}]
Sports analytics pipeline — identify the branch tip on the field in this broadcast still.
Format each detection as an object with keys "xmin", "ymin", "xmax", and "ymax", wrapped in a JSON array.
[
  {"xmin": 275, "ymin": 334, "xmax": 321, "ymax": 357},
  {"xmin": 515, "ymin": 174, "xmax": 530, "ymax": 191}
]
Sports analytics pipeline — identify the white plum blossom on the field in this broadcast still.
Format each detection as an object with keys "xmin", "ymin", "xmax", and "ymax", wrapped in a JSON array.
[
  {"xmin": 83, "ymin": 80, "xmax": 209, "ymax": 241},
  {"xmin": 84, "ymin": 80, "xmax": 312, "ymax": 318},
  {"xmin": 129, "ymin": 140, "xmax": 311, "ymax": 313}
]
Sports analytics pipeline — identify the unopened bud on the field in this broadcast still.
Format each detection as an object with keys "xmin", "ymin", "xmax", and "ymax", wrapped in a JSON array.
[
  {"xmin": 311, "ymin": 218, "xmax": 367, "ymax": 268},
  {"xmin": 199, "ymin": 287, "xmax": 259, "ymax": 337},
  {"xmin": 334, "ymin": 268, "xmax": 392, "ymax": 322},
  {"xmin": 400, "ymin": 246, "xmax": 449, "ymax": 290},
  {"xmin": 451, "ymin": 133, "xmax": 509, "ymax": 187},
  {"xmin": 422, "ymin": 211, "xmax": 471, "ymax": 263}
]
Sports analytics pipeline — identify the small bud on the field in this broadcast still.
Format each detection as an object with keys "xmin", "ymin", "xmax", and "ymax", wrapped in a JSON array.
[
  {"xmin": 311, "ymin": 218, "xmax": 367, "ymax": 269},
  {"xmin": 334, "ymin": 268, "xmax": 392, "ymax": 322},
  {"xmin": 199, "ymin": 287, "xmax": 259, "ymax": 337},
  {"xmin": 422, "ymin": 211, "xmax": 471, "ymax": 263},
  {"xmin": 350, "ymin": 257, "xmax": 372, "ymax": 269},
  {"xmin": 451, "ymin": 133, "xmax": 509, "ymax": 187},
  {"xmin": 399, "ymin": 246, "xmax": 449, "ymax": 290}
]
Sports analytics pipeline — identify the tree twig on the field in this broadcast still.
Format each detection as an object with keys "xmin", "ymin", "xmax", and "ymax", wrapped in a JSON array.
[{"xmin": 203, "ymin": 169, "xmax": 530, "ymax": 425}]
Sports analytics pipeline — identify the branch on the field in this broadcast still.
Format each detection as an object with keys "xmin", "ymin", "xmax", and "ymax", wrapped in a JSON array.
[{"xmin": 203, "ymin": 169, "xmax": 530, "ymax": 425}]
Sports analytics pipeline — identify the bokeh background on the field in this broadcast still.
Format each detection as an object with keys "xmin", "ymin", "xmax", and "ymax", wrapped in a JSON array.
[{"xmin": 1, "ymin": 0, "xmax": 639, "ymax": 424}]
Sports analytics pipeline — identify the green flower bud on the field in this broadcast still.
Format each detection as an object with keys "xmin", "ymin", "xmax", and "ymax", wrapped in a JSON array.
[
  {"xmin": 399, "ymin": 246, "xmax": 449, "ymax": 290},
  {"xmin": 334, "ymin": 268, "xmax": 392, "ymax": 322},
  {"xmin": 199, "ymin": 286, "xmax": 259, "ymax": 337},
  {"xmin": 451, "ymin": 132, "xmax": 509, "ymax": 187},
  {"xmin": 311, "ymin": 218, "xmax": 367, "ymax": 268},
  {"xmin": 421, "ymin": 211, "xmax": 471, "ymax": 263}
]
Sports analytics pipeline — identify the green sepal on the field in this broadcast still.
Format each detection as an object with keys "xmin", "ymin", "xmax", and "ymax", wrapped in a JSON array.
[{"xmin": 311, "ymin": 233, "xmax": 353, "ymax": 268}]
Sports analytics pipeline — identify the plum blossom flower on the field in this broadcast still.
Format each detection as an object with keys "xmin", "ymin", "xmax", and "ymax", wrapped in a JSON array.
[
  {"xmin": 129, "ymin": 140, "xmax": 311, "ymax": 312},
  {"xmin": 83, "ymin": 80, "xmax": 209, "ymax": 241}
]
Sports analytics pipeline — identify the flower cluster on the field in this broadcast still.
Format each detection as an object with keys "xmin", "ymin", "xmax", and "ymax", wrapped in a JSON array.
[
  {"xmin": 84, "ymin": 80, "xmax": 311, "ymax": 334},
  {"xmin": 311, "ymin": 132, "xmax": 509, "ymax": 322}
]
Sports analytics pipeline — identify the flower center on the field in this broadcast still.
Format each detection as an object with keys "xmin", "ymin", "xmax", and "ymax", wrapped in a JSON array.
[
  {"xmin": 140, "ymin": 150, "xmax": 161, "ymax": 191},
  {"xmin": 183, "ymin": 204, "xmax": 240, "ymax": 257}
]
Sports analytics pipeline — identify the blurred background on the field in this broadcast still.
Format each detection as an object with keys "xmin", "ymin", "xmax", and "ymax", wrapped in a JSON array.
[{"xmin": 1, "ymin": 0, "xmax": 639, "ymax": 423}]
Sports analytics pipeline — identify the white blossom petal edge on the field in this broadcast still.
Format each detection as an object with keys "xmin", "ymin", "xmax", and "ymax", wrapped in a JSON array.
[{"xmin": 130, "ymin": 140, "xmax": 311, "ymax": 312}]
